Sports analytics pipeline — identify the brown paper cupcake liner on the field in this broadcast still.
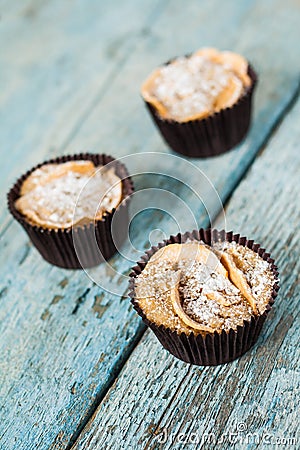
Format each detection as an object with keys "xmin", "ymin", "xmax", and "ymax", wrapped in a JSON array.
[
  {"xmin": 7, "ymin": 153, "xmax": 134, "ymax": 269},
  {"xmin": 143, "ymin": 63, "xmax": 257, "ymax": 158},
  {"xmin": 129, "ymin": 229, "xmax": 279, "ymax": 366}
]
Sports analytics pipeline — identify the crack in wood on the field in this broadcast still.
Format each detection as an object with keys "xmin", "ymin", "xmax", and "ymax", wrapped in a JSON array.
[
  {"xmin": 18, "ymin": 241, "xmax": 31, "ymax": 266},
  {"xmin": 72, "ymin": 288, "xmax": 91, "ymax": 315},
  {"xmin": 218, "ymin": 79, "xmax": 300, "ymax": 220},
  {"xmin": 0, "ymin": 286, "xmax": 8, "ymax": 299},
  {"xmin": 143, "ymin": 366, "xmax": 193, "ymax": 449},
  {"xmin": 64, "ymin": 322, "xmax": 147, "ymax": 450}
]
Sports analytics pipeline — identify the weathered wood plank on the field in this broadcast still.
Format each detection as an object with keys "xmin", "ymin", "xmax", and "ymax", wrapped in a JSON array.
[
  {"xmin": 2, "ymin": 0, "xmax": 300, "ymax": 224},
  {"xmin": 0, "ymin": 1, "xmax": 300, "ymax": 449},
  {"xmin": 0, "ymin": 0, "xmax": 164, "ymax": 221},
  {"xmin": 58, "ymin": 0, "xmax": 300, "ymax": 187},
  {"xmin": 71, "ymin": 92, "xmax": 300, "ymax": 450},
  {"xmin": 0, "ymin": 1, "xmax": 170, "ymax": 449}
]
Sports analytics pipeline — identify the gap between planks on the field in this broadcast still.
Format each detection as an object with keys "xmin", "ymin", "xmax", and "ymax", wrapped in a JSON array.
[
  {"xmin": 1, "ymin": 0, "xmax": 298, "ymax": 446},
  {"xmin": 64, "ymin": 322, "xmax": 147, "ymax": 450},
  {"xmin": 215, "ymin": 78, "xmax": 300, "ymax": 215},
  {"xmin": 70, "ymin": 81, "xmax": 300, "ymax": 450},
  {"xmin": 64, "ymin": 83, "xmax": 300, "ymax": 450},
  {"xmin": 1, "ymin": 78, "xmax": 299, "ymax": 243}
]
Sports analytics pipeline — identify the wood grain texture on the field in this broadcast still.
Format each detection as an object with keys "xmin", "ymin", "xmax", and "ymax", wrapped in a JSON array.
[
  {"xmin": 0, "ymin": 0, "xmax": 164, "ymax": 225},
  {"xmin": 0, "ymin": 1, "xmax": 168, "ymax": 449},
  {"xmin": 71, "ymin": 93, "xmax": 300, "ymax": 450},
  {"xmin": 0, "ymin": 0, "xmax": 300, "ymax": 449}
]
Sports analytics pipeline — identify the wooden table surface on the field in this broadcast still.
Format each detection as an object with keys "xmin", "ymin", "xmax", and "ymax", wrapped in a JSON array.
[{"xmin": 0, "ymin": 1, "xmax": 299, "ymax": 449}]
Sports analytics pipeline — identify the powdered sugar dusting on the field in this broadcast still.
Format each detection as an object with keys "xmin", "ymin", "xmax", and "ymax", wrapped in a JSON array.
[
  {"xmin": 214, "ymin": 241, "xmax": 275, "ymax": 314},
  {"xmin": 150, "ymin": 53, "xmax": 244, "ymax": 121},
  {"xmin": 15, "ymin": 161, "xmax": 122, "ymax": 229},
  {"xmin": 135, "ymin": 241, "xmax": 275, "ymax": 334}
]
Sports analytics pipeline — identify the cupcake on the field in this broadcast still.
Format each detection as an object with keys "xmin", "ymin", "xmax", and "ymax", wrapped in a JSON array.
[
  {"xmin": 141, "ymin": 48, "xmax": 257, "ymax": 158},
  {"xmin": 129, "ymin": 229, "xmax": 279, "ymax": 365},
  {"xmin": 7, "ymin": 153, "xmax": 133, "ymax": 269}
]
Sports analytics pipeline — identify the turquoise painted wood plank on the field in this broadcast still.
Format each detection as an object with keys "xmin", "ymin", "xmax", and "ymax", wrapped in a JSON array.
[
  {"xmin": 0, "ymin": 0, "xmax": 165, "ymax": 224},
  {"xmin": 2, "ymin": 0, "xmax": 300, "ymax": 226},
  {"xmin": 0, "ymin": 1, "xmax": 171, "ymax": 449},
  {"xmin": 0, "ymin": 0, "xmax": 300, "ymax": 449},
  {"xmin": 72, "ymin": 88, "xmax": 300, "ymax": 450},
  {"xmin": 55, "ymin": 0, "xmax": 300, "ymax": 236}
]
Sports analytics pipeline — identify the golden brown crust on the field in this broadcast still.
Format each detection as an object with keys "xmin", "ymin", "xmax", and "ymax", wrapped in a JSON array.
[
  {"xmin": 134, "ymin": 241, "xmax": 274, "ymax": 335},
  {"xmin": 20, "ymin": 161, "xmax": 96, "ymax": 196},
  {"xmin": 217, "ymin": 250, "xmax": 258, "ymax": 314},
  {"xmin": 170, "ymin": 274, "xmax": 215, "ymax": 333},
  {"xmin": 141, "ymin": 47, "xmax": 251, "ymax": 122},
  {"xmin": 15, "ymin": 161, "xmax": 122, "ymax": 229},
  {"xmin": 147, "ymin": 242, "xmax": 228, "ymax": 277}
]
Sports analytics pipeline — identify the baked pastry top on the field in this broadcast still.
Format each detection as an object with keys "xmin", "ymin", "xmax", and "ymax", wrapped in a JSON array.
[
  {"xmin": 15, "ymin": 160, "xmax": 122, "ymax": 229},
  {"xmin": 134, "ymin": 240, "xmax": 275, "ymax": 335},
  {"xmin": 141, "ymin": 48, "xmax": 251, "ymax": 123}
]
